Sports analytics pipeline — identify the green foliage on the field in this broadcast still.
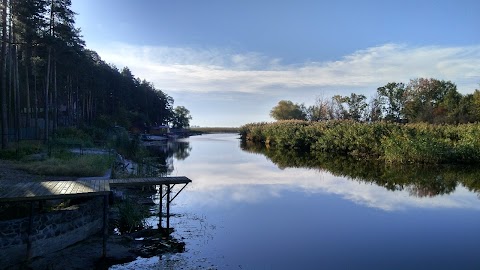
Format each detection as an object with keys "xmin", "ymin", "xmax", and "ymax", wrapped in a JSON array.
[
  {"xmin": 0, "ymin": 141, "xmax": 45, "ymax": 160},
  {"xmin": 54, "ymin": 127, "xmax": 94, "ymax": 147},
  {"xmin": 171, "ymin": 106, "xmax": 192, "ymax": 129},
  {"xmin": 290, "ymin": 78, "xmax": 480, "ymax": 125},
  {"xmin": 270, "ymin": 100, "xmax": 307, "ymax": 120},
  {"xmin": 241, "ymin": 121, "xmax": 480, "ymax": 164},
  {"xmin": 108, "ymin": 130, "xmax": 148, "ymax": 161},
  {"xmin": 117, "ymin": 198, "xmax": 148, "ymax": 233},
  {"xmin": 376, "ymin": 82, "xmax": 406, "ymax": 122}
]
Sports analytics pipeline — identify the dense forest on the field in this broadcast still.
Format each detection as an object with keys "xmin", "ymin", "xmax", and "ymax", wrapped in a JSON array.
[{"xmin": 0, "ymin": 0, "xmax": 187, "ymax": 149}]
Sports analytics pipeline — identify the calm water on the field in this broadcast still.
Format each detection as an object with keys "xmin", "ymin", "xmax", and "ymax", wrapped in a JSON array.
[{"xmin": 112, "ymin": 133, "xmax": 480, "ymax": 270}]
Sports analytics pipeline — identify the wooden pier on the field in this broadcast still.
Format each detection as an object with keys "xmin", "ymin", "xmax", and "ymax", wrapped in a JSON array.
[
  {"xmin": 0, "ymin": 177, "xmax": 191, "ymax": 202},
  {"xmin": 0, "ymin": 176, "xmax": 192, "ymax": 260}
]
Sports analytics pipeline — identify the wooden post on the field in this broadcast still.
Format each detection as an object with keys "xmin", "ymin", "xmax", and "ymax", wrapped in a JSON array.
[
  {"xmin": 158, "ymin": 184, "xmax": 162, "ymax": 230},
  {"xmin": 102, "ymin": 194, "xmax": 108, "ymax": 257},
  {"xmin": 26, "ymin": 201, "xmax": 34, "ymax": 261},
  {"xmin": 166, "ymin": 184, "xmax": 170, "ymax": 233}
]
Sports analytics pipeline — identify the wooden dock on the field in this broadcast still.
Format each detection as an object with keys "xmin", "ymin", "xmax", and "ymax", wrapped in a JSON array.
[
  {"xmin": 0, "ymin": 176, "xmax": 192, "ymax": 259},
  {"xmin": 109, "ymin": 176, "xmax": 191, "ymax": 187},
  {"xmin": 0, "ymin": 180, "xmax": 110, "ymax": 202},
  {"xmin": 0, "ymin": 176, "xmax": 191, "ymax": 202}
]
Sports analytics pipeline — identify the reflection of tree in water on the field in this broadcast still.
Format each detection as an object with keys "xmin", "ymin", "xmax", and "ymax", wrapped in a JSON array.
[
  {"xmin": 241, "ymin": 141, "xmax": 480, "ymax": 198},
  {"xmin": 143, "ymin": 140, "xmax": 191, "ymax": 176}
]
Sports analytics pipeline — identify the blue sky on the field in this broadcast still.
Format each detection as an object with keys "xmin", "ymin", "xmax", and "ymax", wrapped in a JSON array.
[{"xmin": 72, "ymin": 0, "xmax": 480, "ymax": 127}]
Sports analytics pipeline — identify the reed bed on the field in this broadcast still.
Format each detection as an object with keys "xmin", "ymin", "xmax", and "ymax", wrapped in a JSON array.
[{"xmin": 240, "ymin": 120, "xmax": 480, "ymax": 164}]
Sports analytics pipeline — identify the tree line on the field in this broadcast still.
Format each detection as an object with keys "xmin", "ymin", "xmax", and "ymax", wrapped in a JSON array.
[
  {"xmin": 271, "ymin": 78, "xmax": 480, "ymax": 124},
  {"xmin": 0, "ymin": 0, "xmax": 191, "ymax": 150}
]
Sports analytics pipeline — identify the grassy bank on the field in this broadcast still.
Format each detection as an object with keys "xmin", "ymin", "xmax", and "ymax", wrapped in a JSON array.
[
  {"xmin": 240, "ymin": 120, "xmax": 480, "ymax": 164},
  {"xmin": 15, "ymin": 154, "xmax": 113, "ymax": 177},
  {"xmin": 0, "ymin": 127, "xmax": 117, "ymax": 177}
]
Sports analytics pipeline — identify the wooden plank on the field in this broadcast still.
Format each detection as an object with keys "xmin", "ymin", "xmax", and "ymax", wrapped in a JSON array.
[
  {"xmin": 60, "ymin": 181, "xmax": 72, "ymax": 194},
  {"xmin": 72, "ymin": 181, "xmax": 85, "ymax": 194},
  {"xmin": 20, "ymin": 182, "xmax": 35, "ymax": 197},
  {"xmin": 47, "ymin": 181, "xmax": 60, "ymax": 195},
  {"xmin": 66, "ymin": 181, "xmax": 76, "ymax": 194},
  {"xmin": 92, "ymin": 180, "xmax": 99, "ymax": 192},
  {"xmin": 103, "ymin": 180, "xmax": 110, "ymax": 192},
  {"xmin": 53, "ymin": 181, "xmax": 67, "ymax": 195},
  {"xmin": 65, "ymin": 181, "xmax": 75, "ymax": 194},
  {"xmin": 2, "ymin": 182, "xmax": 25, "ymax": 198},
  {"xmin": 50, "ymin": 181, "xmax": 64, "ymax": 195},
  {"xmin": 42, "ymin": 181, "xmax": 56, "ymax": 195},
  {"xmin": 78, "ymin": 181, "xmax": 89, "ymax": 193},
  {"xmin": 89, "ymin": 180, "xmax": 96, "ymax": 192},
  {"xmin": 26, "ymin": 181, "xmax": 46, "ymax": 197}
]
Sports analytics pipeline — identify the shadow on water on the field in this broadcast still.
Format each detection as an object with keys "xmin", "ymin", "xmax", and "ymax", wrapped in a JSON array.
[{"xmin": 241, "ymin": 140, "xmax": 480, "ymax": 198}]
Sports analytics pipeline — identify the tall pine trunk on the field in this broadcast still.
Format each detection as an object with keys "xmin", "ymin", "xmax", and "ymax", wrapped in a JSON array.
[
  {"xmin": 53, "ymin": 58, "xmax": 57, "ymax": 133},
  {"xmin": 44, "ymin": 48, "xmax": 51, "ymax": 142},
  {"xmin": 34, "ymin": 74, "xmax": 38, "ymax": 138},
  {"xmin": 0, "ymin": 0, "xmax": 7, "ymax": 149},
  {"xmin": 13, "ymin": 44, "xmax": 19, "ymax": 141},
  {"xmin": 24, "ymin": 50, "xmax": 31, "ymax": 128}
]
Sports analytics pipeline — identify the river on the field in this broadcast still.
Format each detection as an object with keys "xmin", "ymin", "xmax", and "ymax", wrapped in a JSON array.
[{"xmin": 111, "ymin": 133, "xmax": 480, "ymax": 270}]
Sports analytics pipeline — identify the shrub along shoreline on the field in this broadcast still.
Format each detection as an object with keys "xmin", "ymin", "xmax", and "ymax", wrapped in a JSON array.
[{"xmin": 239, "ymin": 120, "xmax": 480, "ymax": 164}]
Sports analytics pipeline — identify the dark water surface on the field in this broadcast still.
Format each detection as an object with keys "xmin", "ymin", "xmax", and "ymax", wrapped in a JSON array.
[{"xmin": 111, "ymin": 133, "xmax": 480, "ymax": 270}]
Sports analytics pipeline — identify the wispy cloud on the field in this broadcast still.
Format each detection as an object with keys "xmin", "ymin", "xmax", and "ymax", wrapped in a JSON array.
[{"xmin": 92, "ymin": 42, "xmax": 480, "ymax": 95}]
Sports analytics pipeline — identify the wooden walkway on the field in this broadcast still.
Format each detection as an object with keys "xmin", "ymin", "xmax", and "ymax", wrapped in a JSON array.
[
  {"xmin": 0, "ymin": 176, "xmax": 191, "ymax": 202},
  {"xmin": 109, "ymin": 176, "xmax": 191, "ymax": 187}
]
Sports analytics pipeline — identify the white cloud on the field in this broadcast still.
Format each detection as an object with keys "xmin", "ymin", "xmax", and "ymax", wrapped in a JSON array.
[{"xmin": 91, "ymin": 42, "xmax": 480, "ymax": 95}]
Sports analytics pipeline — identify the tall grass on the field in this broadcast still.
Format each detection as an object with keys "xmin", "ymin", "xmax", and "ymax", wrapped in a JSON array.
[
  {"xmin": 240, "ymin": 120, "xmax": 480, "ymax": 164},
  {"xmin": 16, "ymin": 154, "xmax": 113, "ymax": 177}
]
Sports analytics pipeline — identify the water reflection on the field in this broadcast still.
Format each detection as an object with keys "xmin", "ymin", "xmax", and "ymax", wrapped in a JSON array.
[
  {"xmin": 241, "ymin": 140, "xmax": 480, "ymax": 199},
  {"xmin": 140, "ymin": 139, "xmax": 191, "ymax": 176},
  {"xmin": 112, "ymin": 134, "xmax": 480, "ymax": 270},
  {"xmin": 142, "ymin": 135, "xmax": 480, "ymax": 211}
]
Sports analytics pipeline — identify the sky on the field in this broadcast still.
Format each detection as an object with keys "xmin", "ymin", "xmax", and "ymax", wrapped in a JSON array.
[{"xmin": 72, "ymin": 0, "xmax": 480, "ymax": 127}]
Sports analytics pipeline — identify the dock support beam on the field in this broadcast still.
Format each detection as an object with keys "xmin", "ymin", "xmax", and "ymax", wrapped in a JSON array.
[
  {"xmin": 102, "ymin": 194, "xmax": 108, "ymax": 257},
  {"xmin": 158, "ymin": 185, "xmax": 163, "ymax": 230},
  {"xmin": 166, "ymin": 184, "xmax": 171, "ymax": 233},
  {"xmin": 26, "ymin": 201, "xmax": 34, "ymax": 261}
]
